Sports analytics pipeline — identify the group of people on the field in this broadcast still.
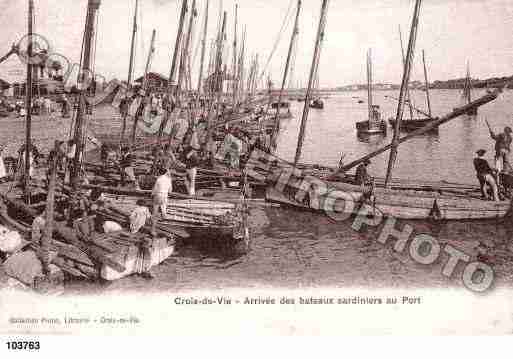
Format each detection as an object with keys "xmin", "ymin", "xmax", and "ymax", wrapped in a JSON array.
[{"xmin": 473, "ymin": 125, "xmax": 512, "ymax": 201}]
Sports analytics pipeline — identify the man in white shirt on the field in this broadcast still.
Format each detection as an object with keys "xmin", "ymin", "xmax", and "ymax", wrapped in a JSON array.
[{"xmin": 151, "ymin": 169, "xmax": 173, "ymax": 236}]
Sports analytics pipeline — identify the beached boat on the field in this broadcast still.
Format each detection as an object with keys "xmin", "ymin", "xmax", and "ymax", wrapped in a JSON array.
[{"xmin": 266, "ymin": 176, "xmax": 510, "ymax": 220}]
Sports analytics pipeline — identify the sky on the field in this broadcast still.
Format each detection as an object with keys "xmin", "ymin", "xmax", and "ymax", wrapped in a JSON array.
[{"xmin": 1, "ymin": 0, "xmax": 513, "ymax": 88}]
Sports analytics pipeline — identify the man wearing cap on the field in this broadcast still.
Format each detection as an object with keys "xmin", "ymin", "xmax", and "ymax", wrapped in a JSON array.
[
  {"xmin": 488, "ymin": 126, "xmax": 512, "ymax": 173},
  {"xmin": 473, "ymin": 149, "xmax": 499, "ymax": 201}
]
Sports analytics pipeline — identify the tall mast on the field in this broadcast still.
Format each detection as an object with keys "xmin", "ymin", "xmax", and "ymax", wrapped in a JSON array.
[
  {"xmin": 131, "ymin": 29, "xmax": 156, "ymax": 145},
  {"xmin": 385, "ymin": 0, "xmax": 422, "ymax": 187},
  {"xmin": 399, "ymin": 25, "xmax": 415, "ymax": 121},
  {"xmin": 294, "ymin": 0, "xmax": 329, "ymax": 165},
  {"xmin": 367, "ymin": 48, "xmax": 373, "ymax": 124},
  {"xmin": 24, "ymin": 0, "xmax": 34, "ymax": 203},
  {"xmin": 232, "ymin": 3, "xmax": 238, "ymax": 106},
  {"xmin": 271, "ymin": 0, "xmax": 302, "ymax": 150},
  {"xmin": 127, "ymin": 0, "xmax": 138, "ymax": 87},
  {"xmin": 466, "ymin": 61, "xmax": 472, "ymax": 103},
  {"xmin": 176, "ymin": 0, "xmax": 197, "ymax": 98},
  {"xmin": 197, "ymin": 0, "xmax": 209, "ymax": 94},
  {"xmin": 121, "ymin": 0, "xmax": 139, "ymax": 140},
  {"xmin": 157, "ymin": 0, "xmax": 188, "ymax": 141},
  {"xmin": 422, "ymin": 49, "xmax": 432, "ymax": 117},
  {"xmin": 71, "ymin": 0, "xmax": 101, "ymax": 190}
]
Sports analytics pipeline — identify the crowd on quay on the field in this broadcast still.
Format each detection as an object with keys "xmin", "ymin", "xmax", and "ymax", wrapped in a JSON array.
[{"xmin": 0, "ymin": 93, "xmax": 72, "ymax": 118}]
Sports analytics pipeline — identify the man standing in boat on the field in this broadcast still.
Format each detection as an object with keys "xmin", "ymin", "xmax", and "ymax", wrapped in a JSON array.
[
  {"xmin": 473, "ymin": 149, "xmax": 499, "ymax": 201},
  {"xmin": 487, "ymin": 122, "xmax": 512, "ymax": 174},
  {"xmin": 355, "ymin": 159, "xmax": 372, "ymax": 186}
]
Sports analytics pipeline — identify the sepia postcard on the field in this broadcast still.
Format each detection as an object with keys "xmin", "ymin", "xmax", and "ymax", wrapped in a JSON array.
[{"xmin": 1, "ymin": 0, "xmax": 513, "ymax": 348}]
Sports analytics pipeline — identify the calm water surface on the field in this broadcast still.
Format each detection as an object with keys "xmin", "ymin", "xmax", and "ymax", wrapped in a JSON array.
[{"xmin": 68, "ymin": 89, "xmax": 513, "ymax": 294}]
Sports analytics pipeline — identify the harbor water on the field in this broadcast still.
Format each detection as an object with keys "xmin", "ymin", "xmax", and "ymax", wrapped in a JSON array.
[{"xmin": 63, "ymin": 89, "xmax": 513, "ymax": 294}]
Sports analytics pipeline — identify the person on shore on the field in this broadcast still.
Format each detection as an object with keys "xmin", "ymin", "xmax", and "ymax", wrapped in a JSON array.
[
  {"xmin": 488, "ymin": 125, "xmax": 512, "ymax": 173},
  {"xmin": 151, "ymin": 168, "xmax": 173, "ymax": 237},
  {"xmin": 355, "ymin": 160, "xmax": 371, "ymax": 186},
  {"xmin": 473, "ymin": 149, "xmax": 499, "ymax": 201},
  {"xmin": 119, "ymin": 146, "xmax": 139, "ymax": 189},
  {"xmin": 129, "ymin": 199, "xmax": 155, "ymax": 279}
]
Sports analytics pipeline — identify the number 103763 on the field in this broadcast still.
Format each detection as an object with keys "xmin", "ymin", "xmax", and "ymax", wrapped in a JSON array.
[{"xmin": 6, "ymin": 341, "xmax": 40, "ymax": 350}]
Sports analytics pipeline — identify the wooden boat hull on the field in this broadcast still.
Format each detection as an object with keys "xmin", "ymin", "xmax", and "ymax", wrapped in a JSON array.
[
  {"xmin": 388, "ymin": 118, "xmax": 439, "ymax": 133},
  {"xmin": 266, "ymin": 179, "xmax": 510, "ymax": 220},
  {"xmin": 100, "ymin": 237, "xmax": 175, "ymax": 281},
  {"xmin": 355, "ymin": 120, "xmax": 387, "ymax": 135}
]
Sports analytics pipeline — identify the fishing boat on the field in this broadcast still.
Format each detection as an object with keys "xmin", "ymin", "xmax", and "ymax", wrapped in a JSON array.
[
  {"xmin": 262, "ymin": 0, "xmax": 509, "ymax": 221},
  {"xmin": 356, "ymin": 49, "xmax": 387, "ymax": 136},
  {"xmin": 271, "ymin": 100, "xmax": 292, "ymax": 119},
  {"xmin": 309, "ymin": 98, "xmax": 324, "ymax": 109},
  {"xmin": 266, "ymin": 175, "xmax": 510, "ymax": 220},
  {"xmin": 388, "ymin": 39, "xmax": 437, "ymax": 133},
  {"xmin": 454, "ymin": 62, "xmax": 477, "ymax": 116}
]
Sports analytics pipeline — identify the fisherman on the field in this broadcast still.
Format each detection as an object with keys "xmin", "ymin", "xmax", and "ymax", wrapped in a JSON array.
[
  {"xmin": 488, "ymin": 124, "xmax": 512, "ymax": 173},
  {"xmin": 130, "ymin": 199, "xmax": 152, "ymax": 234},
  {"xmin": 473, "ymin": 149, "xmax": 499, "ymax": 201},
  {"xmin": 119, "ymin": 146, "xmax": 139, "ymax": 189},
  {"xmin": 119, "ymin": 96, "xmax": 129, "ymax": 118},
  {"xmin": 129, "ymin": 199, "xmax": 155, "ymax": 279},
  {"xmin": 183, "ymin": 143, "xmax": 200, "ymax": 196},
  {"xmin": 151, "ymin": 168, "xmax": 173, "ymax": 237},
  {"xmin": 60, "ymin": 94, "xmax": 70, "ymax": 118},
  {"xmin": 355, "ymin": 159, "xmax": 371, "ymax": 186}
]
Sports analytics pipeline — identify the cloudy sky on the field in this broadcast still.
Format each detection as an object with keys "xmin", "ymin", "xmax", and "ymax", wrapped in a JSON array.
[{"xmin": 1, "ymin": 0, "xmax": 512, "ymax": 87}]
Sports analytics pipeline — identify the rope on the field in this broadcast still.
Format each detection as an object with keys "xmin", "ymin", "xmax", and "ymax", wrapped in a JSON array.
[{"xmin": 259, "ymin": 0, "xmax": 295, "ymax": 80}]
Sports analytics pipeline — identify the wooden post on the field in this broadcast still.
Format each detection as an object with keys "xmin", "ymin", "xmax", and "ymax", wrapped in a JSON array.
[
  {"xmin": 157, "ymin": 0, "xmax": 188, "ymax": 141},
  {"xmin": 385, "ymin": 0, "xmax": 422, "ymax": 187},
  {"xmin": 71, "ymin": 0, "xmax": 101, "ymax": 190},
  {"xmin": 131, "ymin": 29, "xmax": 156, "ymax": 146},
  {"xmin": 197, "ymin": 0, "xmax": 210, "ymax": 94},
  {"xmin": 294, "ymin": 0, "xmax": 329, "ymax": 166},
  {"xmin": 121, "ymin": 0, "xmax": 139, "ymax": 141},
  {"xmin": 24, "ymin": 0, "xmax": 34, "ymax": 204},
  {"xmin": 422, "ymin": 49, "xmax": 432, "ymax": 117},
  {"xmin": 271, "ymin": 0, "xmax": 302, "ymax": 151}
]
